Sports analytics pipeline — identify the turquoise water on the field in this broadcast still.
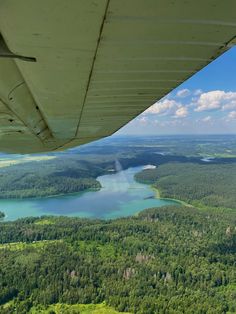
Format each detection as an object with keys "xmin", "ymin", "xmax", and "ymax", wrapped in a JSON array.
[{"xmin": 1, "ymin": 166, "xmax": 179, "ymax": 221}]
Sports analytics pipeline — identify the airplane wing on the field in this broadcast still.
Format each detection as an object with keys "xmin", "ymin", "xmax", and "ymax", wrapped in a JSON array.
[{"xmin": 0, "ymin": 0, "xmax": 235, "ymax": 153}]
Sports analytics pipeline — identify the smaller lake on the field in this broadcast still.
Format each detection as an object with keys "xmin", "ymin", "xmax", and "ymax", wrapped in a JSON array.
[{"xmin": 1, "ymin": 166, "xmax": 179, "ymax": 221}]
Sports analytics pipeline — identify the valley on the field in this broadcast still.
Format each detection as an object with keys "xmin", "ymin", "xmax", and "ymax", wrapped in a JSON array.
[{"xmin": 0, "ymin": 135, "xmax": 235, "ymax": 313}]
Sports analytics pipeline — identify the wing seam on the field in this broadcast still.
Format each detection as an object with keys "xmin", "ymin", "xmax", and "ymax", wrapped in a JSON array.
[{"xmin": 74, "ymin": 0, "xmax": 110, "ymax": 137}]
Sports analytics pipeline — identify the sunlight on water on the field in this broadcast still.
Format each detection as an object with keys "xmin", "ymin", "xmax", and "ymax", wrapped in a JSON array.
[{"xmin": 1, "ymin": 166, "xmax": 179, "ymax": 221}]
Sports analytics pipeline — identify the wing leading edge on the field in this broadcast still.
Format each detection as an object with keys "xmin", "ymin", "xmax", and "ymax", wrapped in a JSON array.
[{"xmin": 0, "ymin": 0, "xmax": 235, "ymax": 153}]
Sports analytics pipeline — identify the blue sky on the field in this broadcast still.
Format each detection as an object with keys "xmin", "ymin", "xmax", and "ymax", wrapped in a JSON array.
[{"xmin": 117, "ymin": 46, "xmax": 236, "ymax": 135}]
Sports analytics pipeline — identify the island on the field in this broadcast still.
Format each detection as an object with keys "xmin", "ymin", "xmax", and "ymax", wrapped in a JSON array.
[{"xmin": 0, "ymin": 211, "xmax": 5, "ymax": 219}]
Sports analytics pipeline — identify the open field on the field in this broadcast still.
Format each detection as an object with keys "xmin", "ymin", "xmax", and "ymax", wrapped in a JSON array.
[
  {"xmin": 0, "ymin": 155, "xmax": 56, "ymax": 168},
  {"xmin": 0, "ymin": 240, "xmax": 60, "ymax": 251},
  {"xmin": 29, "ymin": 303, "xmax": 131, "ymax": 314}
]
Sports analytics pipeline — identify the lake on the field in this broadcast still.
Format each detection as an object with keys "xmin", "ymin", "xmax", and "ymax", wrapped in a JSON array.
[{"xmin": 1, "ymin": 165, "xmax": 179, "ymax": 221}]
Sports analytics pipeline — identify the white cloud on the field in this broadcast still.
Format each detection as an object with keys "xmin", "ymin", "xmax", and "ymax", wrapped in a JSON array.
[
  {"xmin": 222, "ymin": 102, "xmax": 236, "ymax": 111},
  {"xmin": 176, "ymin": 89, "xmax": 190, "ymax": 98},
  {"xmin": 193, "ymin": 89, "xmax": 202, "ymax": 96},
  {"xmin": 202, "ymin": 116, "xmax": 212, "ymax": 122},
  {"xmin": 174, "ymin": 106, "xmax": 188, "ymax": 118},
  {"xmin": 153, "ymin": 120, "xmax": 168, "ymax": 127},
  {"xmin": 145, "ymin": 99, "xmax": 180, "ymax": 115},
  {"xmin": 137, "ymin": 116, "xmax": 148, "ymax": 125},
  {"xmin": 228, "ymin": 111, "xmax": 236, "ymax": 120},
  {"xmin": 194, "ymin": 90, "xmax": 236, "ymax": 112},
  {"xmin": 145, "ymin": 98, "xmax": 189, "ymax": 119}
]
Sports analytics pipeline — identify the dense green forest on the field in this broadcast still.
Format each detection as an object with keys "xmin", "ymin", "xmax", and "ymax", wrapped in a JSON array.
[
  {"xmin": 135, "ymin": 163, "xmax": 236, "ymax": 209},
  {"xmin": 0, "ymin": 206, "xmax": 235, "ymax": 313},
  {"xmin": 0, "ymin": 158, "xmax": 104, "ymax": 198},
  {"xmin": 135, "ymin": 168, "xmax": 160, "ymax": 184},
  {"xmin": 0, "ymin": 153, "xmax": 193, "ymax": 199},
  {"xmin": 73, "ymin": 134, "xmax": 236, "ymax": 158},
  {"xmin": 0, "ymin": 135, "xmax": 236, "ymax": 313},
  {"xmin": 0, "ymin": 135, "xmax": 236, "ymax": 199}
]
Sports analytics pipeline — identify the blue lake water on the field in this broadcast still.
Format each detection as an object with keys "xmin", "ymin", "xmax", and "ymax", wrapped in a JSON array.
[{"xmin": 1, "ymin": 166, "xmax": 179, "ymax": 221}]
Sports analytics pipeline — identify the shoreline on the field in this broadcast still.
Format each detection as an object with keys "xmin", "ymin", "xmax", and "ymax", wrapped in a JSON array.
[
  {"xmin": 134, "ymin": 170, "xmax": 194, "ymax": 208},
  {"xmin": 0, "ymin": 165, "xmax": 148, "ymax": 202},
  {"xmin": 0, "ymin": 165, "xmax": 190, "ymax": 207},
  {"xmin": 151, "ymin": 186, "xmax": 193, "ymax": 207},
  {"xmin": 0, "ymin": 165, "xmax": 191, "ymax": 223},
  {"xmin": 0, "ymin": 187, "xmax": 101, "ymax": 202}
]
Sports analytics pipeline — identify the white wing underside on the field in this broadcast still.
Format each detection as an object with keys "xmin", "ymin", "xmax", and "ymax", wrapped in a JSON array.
[{"xmin": 0, "ymin": 0, "xmax": 235, "ymax": 153}]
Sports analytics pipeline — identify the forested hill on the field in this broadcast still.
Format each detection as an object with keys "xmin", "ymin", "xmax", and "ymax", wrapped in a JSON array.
[
  {"xmin": 0, "ymin": 134, "xmax": 236, "ymax": 199},
  {"xmin": 0, "ymin": 133, "xmax": 236, "ymax": 200},
  {"xmin": 0, "ymin": 158, "xmax": 105, "ymax": 198},
  {"xmin": 0, "ymin": 205, "xmax": 235, "ymax": 313},
  {"xmin": 0, "ymin": 152, "xmax": 195, "ymax": 199},
  {"xmin": 135, "ymin": 162, "xmax": 236, "ymax": 209}
]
